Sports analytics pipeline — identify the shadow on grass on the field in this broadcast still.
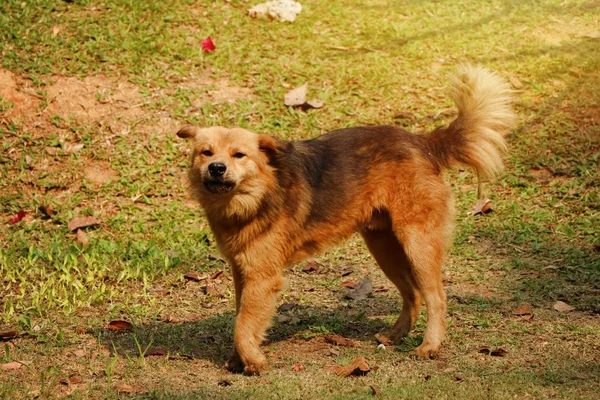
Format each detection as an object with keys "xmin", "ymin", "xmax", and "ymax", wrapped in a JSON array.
[{"xmin": 99, "ymin": 297, "xmax": 397, "ymax": 368}]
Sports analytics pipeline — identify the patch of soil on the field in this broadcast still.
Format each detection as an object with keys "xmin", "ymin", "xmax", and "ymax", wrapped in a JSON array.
[
  {"xmin": 83, "ymin": 162, "xmax": 118, "ymax": 187},
  {"xmin": 0, "ymin": 69, "xmax": 42, "ymax": 123},
  {"xmin": 44, "ymin": 74, "xmax": 148, "ymax": 135}
]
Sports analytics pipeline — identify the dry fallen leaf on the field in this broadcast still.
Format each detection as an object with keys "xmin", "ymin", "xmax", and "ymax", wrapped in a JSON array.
[
  {"xmin": 513, "ymin": 305, "xmax": 533, "ymax": 316},
  {"xmin": 107, "ymin": 320, "xmax": 133, "ymax": 331},
  {"xmin": 292, "ymin": 363, "xmax": 305, "ymax": 372},
  {"xmin": 341, "ymin": 280, "xmax": 357, "ymax": 288},
  {"xmin": 490, "ymin": 348, "xmax": 507, "ymax": 357},
  {"xmin": 370, "ymin": 385, "xmax": 381, "ymax": 396},
  {"xmin": 76, "ymin": 229, "xmax": 89, "ymax": 246},
  {"xmin": 469, "ymin": 198, "xmax": 493, "ymax": 216},
  {"xmin": 202, "ymin": 284, "xmax": 218, "ymax": 295},
  {"xmin": 345, "ymin": 277, "xmax": 373, "ymax": 300},
  {"xmin": 73, "ymin": 349, "xmax": 86, "ymax": 358},
  {"xmin": 208, "ymin": 253, "xmax": 225, "ymax": 263},
  {"xmin": 284, "ymin": 84, "xmax": 324, "ymax": 110},
  {"xmin": 218, "ymin": 379, "xmax": 233, "ymax": 387},
  {"xmin": 1, "ymin": 361, "xmax": 26, "ymax": 371},
  {"xmin": 210, "ymin": 270, "xmax": 224, "ymax": 280},
  {"xmin": 0, "ymin": 329, "xmax": 18, "ymax": 340},
  {"xmin": 145, "ymin": 346, "xmax": 167, "ymax": 357},
  {"xmin": 553, "ymin": 301, "xmax": 575, "ymax": 312},
  {"xmin": 39, "ymin": 205, "xmax": 54, "ymax": 218},
  {"xmin": 325, "ymin": 334, "xmax": 357, "ymax": 348},
  {"xmin": 278, "ymin": 302, "xmax": 296, "ymax": 312},
  {"xmin": 183, "ymin": 271, "xmax": 208, "ymax": 282},
  {"xmin": 285, "ymin": 84, "xmax": 307, "ymax": 106},
  {"xmin": 302, "ymin": 260, "xmax": 321, "ymax": 273},
  {"xmin": 341, "ymin": 265, "xmax": 354, "ymax": 277},
  {"xmin": 67, "ymin": 216, "xmax": 100, "ymax": 231},
  {"xmin": 114, "ymin": 383, "xmax": 146, "ymax": 394},
  {"xmin": 59, "ymin": 376, "xmax": 83, "ymax": 385},
  {"xmin": 334, "ymin": 356, "xmax": 370, "ymax": 377},
  {"xmin": 509, "ymin": 76, "xmax": 523, "ymax": 89}
]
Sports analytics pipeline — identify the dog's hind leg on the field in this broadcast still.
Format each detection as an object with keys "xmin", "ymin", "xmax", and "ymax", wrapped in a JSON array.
[
  {"xmin": 360, "ymin": 227, "xmax": 422, "ymax": 344},
  {"xmin": 394, "ymin": 223, "xmax": 449, "ymax": 359}
]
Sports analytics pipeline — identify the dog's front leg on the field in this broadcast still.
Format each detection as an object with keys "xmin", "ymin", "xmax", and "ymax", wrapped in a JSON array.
[
  {"xmin": 225, "ymin": 264, "xmax": 245, "ymax": 373},
  {"xmin": 232, "ymin": 268, "xmax": 284, "ymax": 375}
]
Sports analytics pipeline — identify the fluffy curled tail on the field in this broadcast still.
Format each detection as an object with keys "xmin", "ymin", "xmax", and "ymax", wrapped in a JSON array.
[{"xmin": 427, "ymin": 65, "xmax": 516, "ymax": 182}]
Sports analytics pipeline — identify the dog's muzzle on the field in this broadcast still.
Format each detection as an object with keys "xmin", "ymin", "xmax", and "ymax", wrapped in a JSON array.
[{"xmin": 204, "ymin": 179, "xmax": 236, "ymax": 194}]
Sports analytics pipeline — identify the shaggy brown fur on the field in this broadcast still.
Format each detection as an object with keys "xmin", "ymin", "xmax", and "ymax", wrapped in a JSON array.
[{"xmin": 177, "ymin": 65, "xmax": 515, "ymax": 375}]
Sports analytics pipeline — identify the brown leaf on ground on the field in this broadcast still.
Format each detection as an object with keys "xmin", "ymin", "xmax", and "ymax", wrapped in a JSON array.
[
  {"xmin": 145, "ymin": 346, "xmax": 167, "ymax": 357},
  {"xmin": 59, "ymin": 376, "xmax": 84, "ymax": 385},
  {"xmin": 183, "ymin": 272, "xmax": 208, "ymax": 282},
  {"xmin": 76, "ymin": 229, "xmax": 89, "ymax": 246},
  {"xmin": 490, "ymin": 348, "xmax": 507, "ymax": 357},
  {"xmin": 325, "ymin": 334, "xmax": 358, "ymax": 347},
  {"xmin": 73, "ymin": 349, "xmax": 86, "ymax": 358},
  {"xmin": 468, "ymin": 198, "xmax": 493, "ymax": 216},
  {"xmin": 210, "ymin": 270, "xmax": 224, "ymax": 280},
  {"xmin": 509, "ymin": 76, "xmax": 523, "ymax": 89},
  {"xmin": 302, "ymin": 260, "xmax": 321, "ymax": 273},
  {"xmin": 114, "ymin": 384, "xmax": 146, "ymax": 394},
  {"xmin": 553, "ymin": 301, "xmax": 575, "ymax": 312},
  {"xmin": 334, "ymin": 356, "xmax": 370, "ymax": 377},
  {"xmin": 1, "ymin": 361, "xmax": 27, "ymax": 371},
  {"xmin": 284, "ymin": 84, "xmax": 324, "ymax": 110},
  {"xmin": 513, "ymin": 304, "xmax": 533, "ymax": 316},
  {"xmin": 208, "ymin": 253, "xmax": 225, "ymax": 263},
  {"xmin": 0, "ymin": 329, "xmax": 18, "ymax": 340},
  {"xmin": 218, "ymin": 379, "xmax": 233, "ymax": 387},
  {"xmin": 393, "ymin": 111, "xmax": 415, "ymax": 120},
  {"xmin": 39, "ymin": 205, "xmax": 54, "ymax": 218},
  {"xmin": 292, "ymin": 363, "xmax": 305, "ymax": 371},
  {"xmin": 67, "ymin": 216, "xmax": 100, "ymax": 231},
  {"xmin": 107, "ymin": 320, "xmax": 133, "ymax": 331},
  {"xmin": 278, "ymin": 302, "xmax": 296, "ymax": 312},
  {"xmin": 202, "ymin": 284, "xmax": 218, "ymax": 295},
  {"xmin": 479, "ymin": 347, "xmax": 491, "ymax": 355},
  {"xmin": 341, "ymin": 280, "xmax": 357, "ymax": 288},
  {"xmin": 284, "ymin": 83, "xmax": 308, "ymax": 107},
  {"xmin": 370, "ymin": 385, "xmax": 381, "ymax": 396},
  {"xmin": 455, "ymin": 374, "xmax": 465, "ymax": 382},
  {"xmin": 341, "ymin": 265, "xmax": 354, "ymax": 277},
  {"xmin": 345, "ymin": 277, "xmax": 372, "ymax": 300}
]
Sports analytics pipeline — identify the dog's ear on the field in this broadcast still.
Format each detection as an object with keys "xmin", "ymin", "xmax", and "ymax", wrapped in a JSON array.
[
  {"xmin": 258, "ymin": 134, "xmax": 291, "ymax": 165},
  {"xmin": 176, "ymin": 125, "xmax": 199, "ymax": 140}
]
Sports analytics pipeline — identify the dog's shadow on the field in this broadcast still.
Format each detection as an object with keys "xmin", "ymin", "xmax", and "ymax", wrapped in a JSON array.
[{"xmin": 99, "ymin": 296, "xmax": 400, "ymax": 367}]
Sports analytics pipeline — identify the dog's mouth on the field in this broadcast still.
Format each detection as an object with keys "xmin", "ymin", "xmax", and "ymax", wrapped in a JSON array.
[{"xmin": 204, "ymin": 179, "xmax": 236, "ymax": 194}]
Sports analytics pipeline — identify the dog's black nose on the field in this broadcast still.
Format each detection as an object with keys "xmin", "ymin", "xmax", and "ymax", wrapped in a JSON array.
[{"xmin": 208, "ymin": 162, "xmax": 227, "ymax": 177}]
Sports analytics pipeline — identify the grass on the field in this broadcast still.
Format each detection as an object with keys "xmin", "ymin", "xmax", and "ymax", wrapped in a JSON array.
[{"xmin": 0, "ymin": 0, "xmax": 599, "ymax": 398}]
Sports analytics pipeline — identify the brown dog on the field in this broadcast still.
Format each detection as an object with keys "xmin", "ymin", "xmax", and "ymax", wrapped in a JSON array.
[{"xmin": 177, "ymin": 66, "xmax": 515, "ymax": 375}]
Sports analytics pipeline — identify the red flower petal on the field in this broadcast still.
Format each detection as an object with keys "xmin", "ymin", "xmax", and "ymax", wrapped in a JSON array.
[
  {"xmin": 9, "ymin": 211, "xmax": 26, "ymax": 224},
  {"xmin": 201, "ymin": 36, "xmax": 216, "ymax": 53}
]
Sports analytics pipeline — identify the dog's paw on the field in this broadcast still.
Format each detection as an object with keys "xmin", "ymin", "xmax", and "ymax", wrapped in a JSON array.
[
  {"xmin": 225, "ymin": 354, "xmax": 244, "ymax": 373},
  {"xmin": 408, "ymin": 342, "xmax": 440, "ymax": 360},
  {"xmin": 243, "ymin": 361, "xmax": 267, "ymax": 376},
  {"xmin": 375, "ymin": 332, "xmax": 395, "ymax": 346}
]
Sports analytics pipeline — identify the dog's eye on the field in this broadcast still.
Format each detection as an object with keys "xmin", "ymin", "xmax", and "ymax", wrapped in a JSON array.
[
  {"xmin": 201, "ymin": 150, "xmax": 213, "ymax": 157},
  {"xmin": 233, "ymin": 152, "xmax": 246, "ymax": 159}
]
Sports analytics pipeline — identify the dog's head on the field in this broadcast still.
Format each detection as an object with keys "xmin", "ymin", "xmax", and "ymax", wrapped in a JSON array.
[{"xmin": 177, "ymin": 125, "xmax": 288, "ymax": 217}]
